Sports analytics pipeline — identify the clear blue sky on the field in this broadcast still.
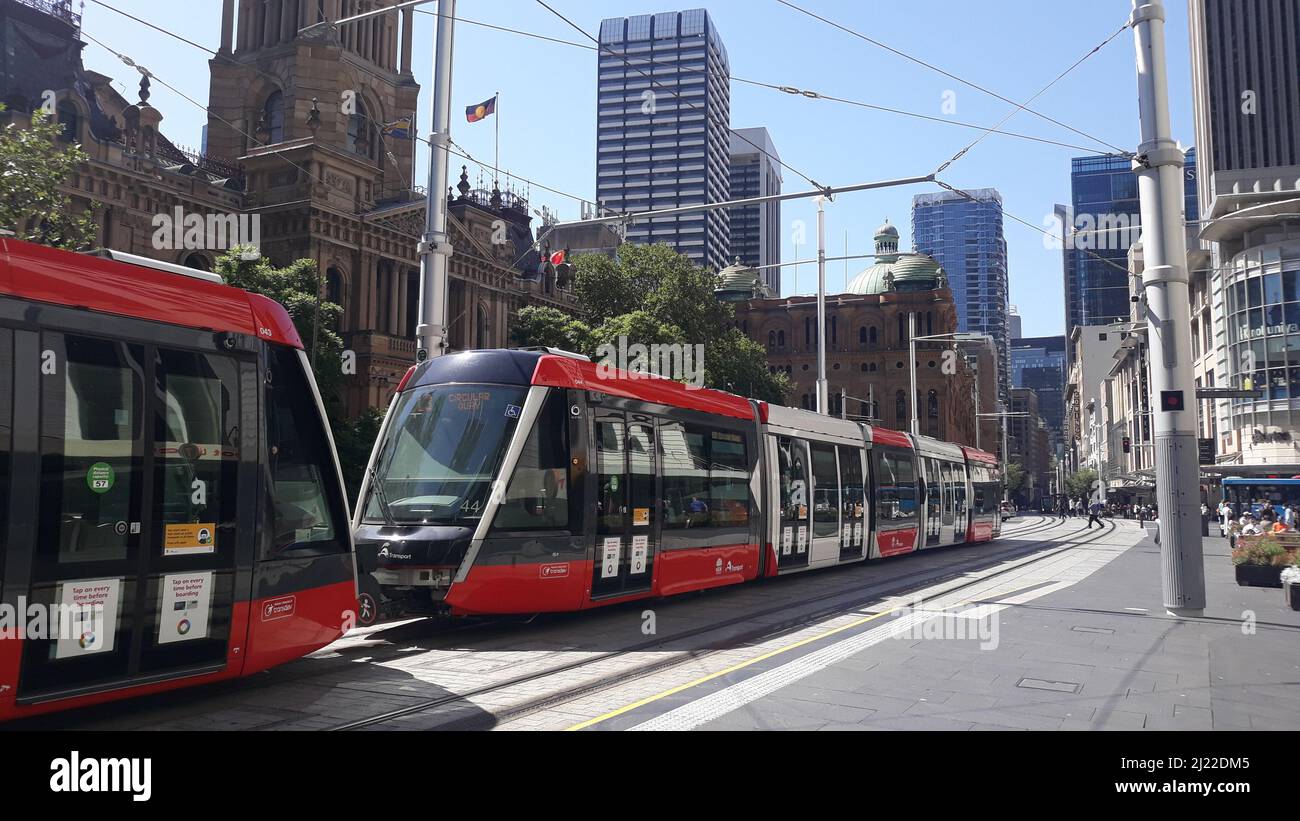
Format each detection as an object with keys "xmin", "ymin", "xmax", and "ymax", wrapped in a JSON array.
[{"xmin": 78, "ymin": 0, "xmax": 1196, "ymax": 339}]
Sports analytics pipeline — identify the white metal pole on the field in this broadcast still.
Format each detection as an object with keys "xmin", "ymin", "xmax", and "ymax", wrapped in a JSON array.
[
  {"xmin": 416, "ymin": 0, "xmax": 456, "ymax": 360},
  {"xmin": 1132, "ymin": 0, "xmax": 1204, "ymax": 616},
  {"xmin": 816, "ymin": 196, "xmax": 829, "ymax": 414},
  {"xmin": 908, "ymin": 313, "xmax": 918, "ymax": 435}
]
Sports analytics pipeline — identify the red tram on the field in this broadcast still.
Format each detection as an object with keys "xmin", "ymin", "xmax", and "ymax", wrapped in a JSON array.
[
  {"xmin": 0, "ymin": 239, "xmax": 356, "ymax": 721},
  {"xmin": 354, "ymin": 348, "xmax": 1002, "ymax": 618}
]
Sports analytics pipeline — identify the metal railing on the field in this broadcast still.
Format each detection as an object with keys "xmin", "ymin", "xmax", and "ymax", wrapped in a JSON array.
[{"xmin": 16, "ymin": 0, "xmax": 80, "ymax": 26}]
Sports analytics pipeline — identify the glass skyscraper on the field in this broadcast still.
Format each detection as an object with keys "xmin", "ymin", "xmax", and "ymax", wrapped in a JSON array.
[
  {"xmin": 912, "ymin": 188, "xmax": 1010, "ymax": 401},
  {"xmin": 728, "ymin": 126, "xmax": 781, "ymax": 293},
  {"xmin": 596, "ymin": 9, "xmax": 732, "ymax": 272},
  {"xmin": 1011, "ymin": 335, "xmax": 1067, "ymax": 446},
  {"xmin": 1060, "ymin": 150, "xmax": 1199, "ymax": 347}
]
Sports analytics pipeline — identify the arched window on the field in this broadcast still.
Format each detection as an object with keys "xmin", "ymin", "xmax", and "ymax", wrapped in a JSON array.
[
  {"xmin": 898, "ymin": 313, "xmax": 907, "ymax": 343},
  {"xmin": 183, "ymin": 253, "xmax": 210, "ymax": 272},
  {"xmin": 802, "ymin": 393, "xmax": 811, "ymax": 410},
  {"xmin": 804, "ymin": 317, "xmax": 813, "ymax": 347},
  {"xmin": 325, "ymin": 267, "xmax": 343, "ymax": 306},
  {"xmin": 768, "ymin": 330, "xmax": 776, "ymax": 349},
  {"xmin": 347, "ymin": 96, "xmax": 378, "ymax": 160},
  {"xmin": 895, "ymin": 390, "xmax": 906, "ymax": 423},
  {"xmin": 926, "ymin": 311, "xmax": 934, "ymax": 336},
  {"xmin": 262, "ymin": 90, "xmax": 285, "ymax": 144},
  {"xmin": 831, "ymin": 316, "xmax": 837, "ymax": 346},
  {"xmin": 869, "ymin": 326, "xmax": 878, "ymax": 346},
  {"xmin": 927, "ymin": 390, "xmax": 940, "ymax": 436},
  {"xmin": 778, "ymin": 330, "xmax": 785, "ymax": 347},
  {"xmin": 56, "ymin": 101, "xmax": 79, "ymax": 143},
  {"xmin": 476, "ymin": 304, "xmax": 491, "ymax": 347},
  {"xmin": 858, "ymin": 326, "xmax": 866, "ymax": 344}
]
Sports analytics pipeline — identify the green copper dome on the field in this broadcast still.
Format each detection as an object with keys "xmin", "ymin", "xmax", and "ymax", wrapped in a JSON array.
[
  {"xmin": 715, "ymin": 258, "xmax": 771, "ymax": 301},
  {"xmin": 845, "ymin": 219, "xmax": 946, "ymax": 295}
]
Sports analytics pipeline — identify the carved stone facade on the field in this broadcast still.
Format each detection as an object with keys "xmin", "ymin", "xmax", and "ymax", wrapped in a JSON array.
[{"xmin": 2, "ymin": 0, "xmax": 577, "ymax": 417}]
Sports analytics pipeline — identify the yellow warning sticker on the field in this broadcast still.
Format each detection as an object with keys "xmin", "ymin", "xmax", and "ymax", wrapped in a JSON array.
[
  {"xmin": 164, "ymin": 523, "xmax": 217, "ymax": 556},
  {"xmin": 633, "ymin": 507, "xmax": 650, "ymax": 526}
]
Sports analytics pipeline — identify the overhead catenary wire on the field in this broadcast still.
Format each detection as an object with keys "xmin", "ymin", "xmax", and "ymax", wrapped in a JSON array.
[
  {"xmin": 533, "ymin": 0, "xmax": 827, "ymax": 192},
  {"xmin": 933, "ymin": 20, "xmax": 1133, "ymax": 177},
  {"xmin": 84, "ymin": 0, "xmax": 601, "ymax": 210},
  {"xmin": 773, "ymin": 0, "xmax": 1131, "ymax": 156}
]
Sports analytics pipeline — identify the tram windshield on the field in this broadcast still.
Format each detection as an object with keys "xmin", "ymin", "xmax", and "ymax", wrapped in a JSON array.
[{"xmin": 363, "ymin": 384, "xmax": 527, "ymax": 525}]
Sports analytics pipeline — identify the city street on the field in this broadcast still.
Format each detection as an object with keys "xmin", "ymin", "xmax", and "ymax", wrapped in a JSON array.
[{"xmin": 12, "ymin": 516, "xmax": 1296, "ymax": 732}]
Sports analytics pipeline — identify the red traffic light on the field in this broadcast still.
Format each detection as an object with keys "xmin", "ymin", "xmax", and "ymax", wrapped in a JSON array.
[{"xmin": 1160, "ymin": 390, "xmax": 1185, "ymax": 411}]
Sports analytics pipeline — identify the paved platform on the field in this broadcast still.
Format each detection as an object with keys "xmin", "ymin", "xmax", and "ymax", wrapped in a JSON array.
[
  {"xmin": 10, "ymin": 516, "xmax": 1296, "ymax": 731},
  {"xmin": 556, "ymin": 520, "xmax": 1300, "ymax": 731}
]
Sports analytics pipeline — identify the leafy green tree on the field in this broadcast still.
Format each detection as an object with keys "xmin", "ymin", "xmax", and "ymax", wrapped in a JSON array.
[
  {"xmin": 1065, "ymin": 468, "xmax": 1098, "ymax": 500},
  {"xmin": 214, "ymin": 248, "xmax": 373, "ymax": 497},
  {"xmin": 514, "ymin": 243, "xmax": 791, "ymax": 403},
  {"xmin": 0, "ymin": 107, "xmax": 98, "ymax": 249}
]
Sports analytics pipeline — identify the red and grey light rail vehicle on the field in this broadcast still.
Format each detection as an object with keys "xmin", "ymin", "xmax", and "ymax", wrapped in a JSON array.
[
  {"xmin": 0, "ymin": 238, "xmax": 356, "ymax": 721},
  {"xmin": 353, "ymin": 348, "xmax": 1002, "ymax": 619}
]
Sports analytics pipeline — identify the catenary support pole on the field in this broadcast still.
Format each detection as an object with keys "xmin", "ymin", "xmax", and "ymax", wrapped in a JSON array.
[
  {"xmin": 416, "ymin": 0, "xmax": 456, "ymax": 361},
  {"xmin": 1132, "ymin": 0, "xmax": 1205, "ymax": 615}
]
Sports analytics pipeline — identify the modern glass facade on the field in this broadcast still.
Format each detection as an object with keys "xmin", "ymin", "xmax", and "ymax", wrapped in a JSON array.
[
  {"xmin": 728, "ymin": 127, "xmax": 781, "ymax": 292},
  {"xmin": 1062, "ymin": 150, "xmax": 1199, "ymax": 345},
  {"xmin": 1011, "ymin": 335, "xmax": 1067, "ymax": 446},
  {"xmin": 1224, "ymin": 239, "xmax": 1300, "ymax": 436},
  {"xmin": 596, "ymin": 9, "xmax": 732, "ymax": 272},
  {"xmin": 912, "ymin": 188, "xmax": 1010, "ymax": 402}
]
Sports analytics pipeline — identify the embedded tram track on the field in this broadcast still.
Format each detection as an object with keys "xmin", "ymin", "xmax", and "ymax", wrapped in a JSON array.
[{"xmin": 328, "ymin": 516, "xmax": 1124, "ymax": 731}]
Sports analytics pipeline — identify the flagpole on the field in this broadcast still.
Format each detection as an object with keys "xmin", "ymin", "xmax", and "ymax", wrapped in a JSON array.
[
  {"xmin": 411, "ymin": 108, "xmax": 418, "ymax": 196},
  {"xmin": 494, "ymin": 91, "xmax": 500, "ymax": 186}
]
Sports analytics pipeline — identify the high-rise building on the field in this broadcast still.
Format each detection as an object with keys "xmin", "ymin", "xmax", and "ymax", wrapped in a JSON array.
[
  {"xmin": 1008, "ymin": 304, "xmax": 1022, "ymax": 341},
  {"xmin": 1059, "ymin": 150, "xmax": 1199, "ymax": 349},
  {"xmin": 1190, "ymin": 0, "xmax": 1300, "ymax": 472},
  {"xmin": 1010, "ymin": 335, "xmax": 1067, "ymax": 446},
  {"xmin": 728, "ymin": 126, "xmax": 781, "ymax": 292},
  {"xmin": 912, "ymin": 188, "xmax": 1010, "ymax": 401},
  {"xmin": 596, "ymin": 9, "xmax": 732, "ymax": 271}
]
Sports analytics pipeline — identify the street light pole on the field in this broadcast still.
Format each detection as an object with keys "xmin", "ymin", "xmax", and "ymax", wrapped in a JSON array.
[
  {"xmin": 816, "ymin": 195, "xmax": 829, "ymax": 414},
  {"xmin": 415, "ymin": 0, "xmax": 455, "ymax": 361},
  {"xmin": 908, "ymin": 313, "xmax": 918, "ymax": 435},
  {"xmin": 1132, "ymin": 0, "xmax": 1204, "ymax": 616}
]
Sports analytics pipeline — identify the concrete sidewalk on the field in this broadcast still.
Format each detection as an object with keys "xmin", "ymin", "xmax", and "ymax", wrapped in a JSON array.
[{"xmin": 682, "ymin": 524, "xmax": 1300, "ymax": 731}]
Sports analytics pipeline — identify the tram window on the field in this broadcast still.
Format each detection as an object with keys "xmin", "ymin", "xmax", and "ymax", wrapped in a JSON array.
[
  {"xmin": 491, "ymin": 392, "xmax": 570, "ymax": 531},
  {"xmin": 595, "ymin": 416, "xmax": 627, "ymax": 534},
  {"xmin": 40, "ymin": 335, "xmax": 143, "ymax": 564},
  {"xmin": 153, "ymin": 349, "xmax": 240, "ymax": 556},
  {"xmin": 659, "ymin": 422, "xmax": 708, "ymax": 529},
  {"xmin": 873, "ymin": 448, "xmax": 917, "ymax": 522},
  {"xmin": 265, "ymin": 346, "xmax": 347, "ymax": 554},
  {"xmin": 776, "ymin": 436, "xmax": 809, "ymax": 522},
  {"xmin": 838, "ymin": 446, "xmax": 864, "ymax": 526},
  {"xmin": 710, "ymin": 430, "xmax": 749, "ymax": 528},
  {"xmin": 811, "ymin": 443, "xmax": 839, "ymax": 537}
]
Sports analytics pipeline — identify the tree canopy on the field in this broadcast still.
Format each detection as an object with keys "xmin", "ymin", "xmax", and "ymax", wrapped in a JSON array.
[
  {"xmin": 0, "ymin": 107, "xmax": 98, "ymax": 249},
  {"xmin": 512, "ymin": 243, "xmax": 791, "ymax": 403}
]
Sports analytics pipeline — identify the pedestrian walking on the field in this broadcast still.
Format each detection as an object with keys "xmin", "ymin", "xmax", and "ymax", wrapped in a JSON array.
[{"xmin": 1087, "ymin": 500, "xmax": 1105, "ymax": 528}]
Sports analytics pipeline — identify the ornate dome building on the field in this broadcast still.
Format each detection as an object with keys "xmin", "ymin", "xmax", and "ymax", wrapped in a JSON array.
[{"xmin": 730, "ymin": 219, "xmax": 1000, "ymax": 448}]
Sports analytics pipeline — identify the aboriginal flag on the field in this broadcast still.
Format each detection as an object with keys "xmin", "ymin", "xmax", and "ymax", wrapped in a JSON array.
[{"xmin": 465, "ymin": 96, "xmax": 497, "ymax": 123}]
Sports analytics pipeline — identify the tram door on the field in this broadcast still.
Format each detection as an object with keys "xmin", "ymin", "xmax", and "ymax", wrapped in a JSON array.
[
  {"xmin": 952, "ymin": 464, "xmax": 969, "ymax": 542},
  {"xmin": 591, "ymin": 410, "xmax": 657, "ymax": 598},
  {"xmin": 774, "ymin": 436, "xmax": 810, "ymax": 568},
  {"xmin": 939, "ymin": 461, "xmax": 958, "ymax": 544},
  {"xmin": 15, "ymin": 331, "xmax": 247, "ymax": 698},
  {"xmin": 924, "ymin": 458, "xmax": 942, "ymax": 546}
]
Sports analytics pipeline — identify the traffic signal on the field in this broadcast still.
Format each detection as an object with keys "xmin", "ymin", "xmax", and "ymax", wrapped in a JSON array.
[
  {"xmin": 1160, "ymin": 390, "xmax": 1185, "ymax": 412},
  {"xmin": 1122, "ymin": 436, "xmax": 1131, "ymax": 453}
]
